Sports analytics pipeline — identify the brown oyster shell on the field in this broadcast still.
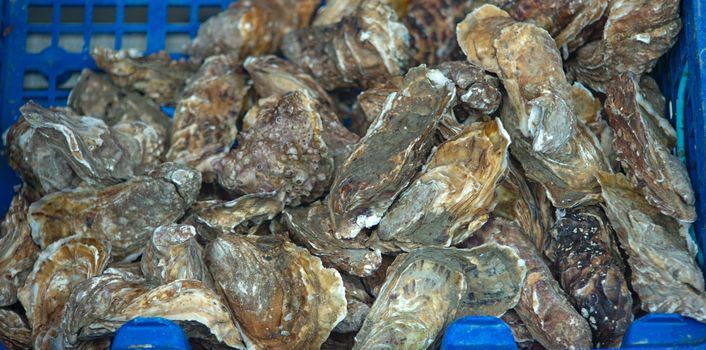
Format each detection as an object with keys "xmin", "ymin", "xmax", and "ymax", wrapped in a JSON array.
[
  {"xmin": 374, "ymin": 119, "xmax": 510, "ymax": 249},
  {"xmin": 501, "ymin": 310, "xmax": 538, "ymax": 349},
  {"xmin": 215, "ymin": 90, "xmax": 334, "ymax": 206},
  {"xmin": 350, "ymin": 77, "xmax": 403, "ymax": 136},
  {"xmin": 605, "ymin": 73, "xmax": 696, "ymax": 222},
  {"xmin": 335, "ymin": 273, "xmax": 374, "ymax": 334},
  {"xmin": 596, "ymin": 172, "xmax": 706, "ymax": 321},
  {"xmin": 92, "ymin": 48, "xmax": 197, "ymax": 105},
  {"xmin": 18, "ymin": 236, "xmax": 110, "ymax": 350},
  {"xmin": 327, "ymin": 66, "xmax": 456, "ymax": 239},
  {"xmin": 28, "ymin": 163, "xmax": 201, "ymax": 262},
  {"xmin": 473, "ymin": 219, "xmax": 593, "ymax": 350},
  {"xmin": 282, "ymin": 201, "xmax": 382, "ymax": 277},
  {"xmin": 436, "ymin": 60, "xmax": 502, "ymax": 122},
  {"xmin": 187, "ymin": 0, "xmax": 319, "ymax": 62},
  {"xmin": 282, "ymin": 0, "xmax": 410, "ymax": 90},
  {"xmin": 361, "ymin": 254, "xmax": 395, "ymax": 298},
  {"xmin": 456, "ymin": 4, "xmax": 515, "ymax": 74},
  {"xmin": 205, "ymin": 234, "xmax": 347, "ymax": 349},
  {"xmin": 0, "ymin": 308, "xmax": 32, "ymax": 350},
  {"xmin": 353, "ymin": 243, "xmax": 526, "ymax": 349},
  {"xmin": 313, "ymin": 0, "xmax": 410, "ymax": 26},
  {"xmin": 167, "ymin": 54, "xmax": 249, "ymax": 179}
]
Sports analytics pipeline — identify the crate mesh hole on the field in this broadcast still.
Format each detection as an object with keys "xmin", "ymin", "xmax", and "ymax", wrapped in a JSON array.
[
  {"xmin": 91, "ymin": 34, "xmax": 116, "ymax": 51},
  {"xmin": 58, "ymin": 33, "xmax": 84, "ymax": 53},
  {"xmin": 26, "ymin": 33, "xmax": 52, "ymax": 54},
  {"xmin": 121, "ymin": 33, "xmax": 147, "ymax": 51},
  {"xmin": 93, "ymin": 6, "xmax": 116, "ymax": 24},
  {"xmin": 28, "ymin": 6, "xmax": 53, "ymax": 24},
  {"xmin": 168, "ymin": 6, "xmax": 191, "ymax": 24},
  {"xmin": 166, "ymin": 32, "xmax": 191, "ymax": 53},
  {"xmin": 58, "ymin": 71, "xmax": 81, "ymax": 90},
  {"xmin": 124, "ymin": 6, "xmax": 148, "ymax": 24},
  {"xmin": 23, "ymin": 71, "xmax": 49, "ymax": 90},
  {"xmin": 198, "ymin": 6, "xmax": 222, "ymax": 22},
  {"xmin": 60, "ymin": 6, "xmax": 84, "ymax": 24}
]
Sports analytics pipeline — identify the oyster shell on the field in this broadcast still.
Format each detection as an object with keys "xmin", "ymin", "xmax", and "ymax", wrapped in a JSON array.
[
  {"xmin": 473, "ymin": 219, "xmax": 593, "ymax": 350},
  {"xmin": 0, "ymin": 308, "xmax": 32, "ymax": 350},
  {"xmin": 545, "ymin": 206, "xmax": 633, "ymax": 348},
  {"xmin": 215, "ymin": 90, "xmax": 334, "ymax": 206},
  {"xmin": 456, "ymin": 4, "xmax": 515, "ymax": 74},
  {"xmin": 187, "ymin": 0, "xmax": 319, "ymax": 62},
  {"xmin": 282, "ymin": 201, "xmax": 382, "ymax": 277},
  {"xmin": 501, "ymin": 310, "xmax": 538, "ymax": 349},
  {"xmin": 327, "ymin": 66, "xmax": 455, "ymax": 239},
  {"xmin": 350, "ymin": 77, "xmax": 402, "ymax": 136},
  {"xmin": 596, "ymin": 172, "xmax": 706, "ymax": 321},
  {"xmin": 18, "ymin": 236, "xmax": 110, "ymax": 350},
  {"xmin": 374, "ymin": 119, "xmax": 510, "ymax": 249},
  {"xmin": 205, "ymin": 234, "xmax": 347, "ymax": 349},
  {"xmin": 605, "ymin": 73, "xmax": 696, "ymax": 222},
  {"xmin": 282, "ymin": 0, "xmax": 410, "ymax": 90},
  {"xmin": 167, "ymin": 54, "xmax": 248, "ymax": 179},
  {"xmin": 335, "ymin": 273, "xmax": 374, "ymax": 333},
  {"xmin": 361, "ymin": 254, "xmax": 395, "ymax": 298},
  {"xmin": 28, "ymin": 163, "xmax": 201, "ymax": 262},
  {"xmin": 313, "ymin": 0, "xmax": 410, "ymax": 26},
  {"xmin": 436, "ymin": 60, "xmax": 502, "ymax": 122},
  {"xmin": 92, "ymin": 48, "xmax": 196, "ymax": 105},
  {"xmin": 353, "ymin": 243, "xmax": 527, "ymax": 349}
]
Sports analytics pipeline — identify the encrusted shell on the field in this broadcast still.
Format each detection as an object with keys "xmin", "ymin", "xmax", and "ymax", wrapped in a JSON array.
[{"xmin": 0, "ymin": 308, "xmax": 32, "ymax": 350}]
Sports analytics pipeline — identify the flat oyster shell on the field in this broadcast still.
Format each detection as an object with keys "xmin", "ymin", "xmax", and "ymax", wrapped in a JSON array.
[
  {"xmin": 28, "ymin": 163, "xmax": 201, "ymax": 262},
  {"xmin": 596, "ymin": 172, "xmax": 706, "ymax": 321},
  {"xmin": 282, "ymin": 201, "xmax": 382, "ymax": 277},
  {"xmin": 92, "ymin": 48, "xmax": 196, "ymax": 105},
  {"xmin": 374, "ymin": 119, "xmax": 510, "ymax": 249},
  {"xmin": 353, "ymin": 243, "xmax": 526, "ymax": 350},
  {"xmin": 606, "ymin": 73, "xmax": 696, "ymax": 222},
  {"xmin": 187, "ymin": 0, "xmax": 319, "ymax": 62},
  {"xmin": 215, "ymin": 90, "xmax": 334, "ymax": 206},
  {"xmin": 282, "ymin": 0, "xmax": 410, "ymax": 90},
  {"xmin": 0, "ymin": 308, "xmax": 32, "ymax": 350},
  {"xmin": 18, "ymin": 236, "xmax": 110, "ymax": 350},
  {"xmin": 205, "ymin": 234, "xmax": 347, "ymax": 349},
  {"xmin": 167, "ymin": 54, "xmax": 248, "ymax": 179},
  {"xmin": 327, "ymin": 66, "xmax": 456, "ymax": 239}
]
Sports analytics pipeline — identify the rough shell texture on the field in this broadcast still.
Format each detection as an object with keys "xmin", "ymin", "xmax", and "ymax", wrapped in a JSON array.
[
  {"xmin": 187, "ymin": 0, "xmax": 319, "ymax": 62},
  {"xmin": 436, "ymin": 60, "xmax": 502, "ymax": 121},
  {"xmin": 167, "ymin": 54, "xmax": 248, "ymax": 179},
  {"xmin": 596, "ymin": 172, "xmax": 706, "ymax": 321},
  {"xmin": 545, "ymin": 207, "xmax": 633, "ymax": 348},
  {"xmin": 473, "ymin": 219, "xmax": 593, "ymax": 350},
  {"xmin": 282, "ymin": 201, "xmax": 382, "ymax": 277},
  {"xmin": 374, "ymin": 119, "xmax": 510, "ymax": 249},
  {"xmin": 605, "ymin": 73, "xmax": 696, "ymax": 222},
  {"xmin": 205, "ymin": 234, "xmax": 347, "ymax": 350},
  {"xmin": 456, "ymin": 4, "xmax": 515, "ymax": 74},
  {"xmin": 327, "ymin": 66, "xmax": 455, "ymax": 239},
  {"xmin": 501, "ymin": 310, "xmax": 538, "ymax": 349},
  {"xmin": 92, "ymin": 48, "xmax": 196, "ymax": 105},
  {"xmin": 18, "ymin": 236, "xmax": 110, "ymax": 350},
  {"xmin": 0, "ymin": 308, "xmax": 32, "ymax": 350},
  {"xmin": 215, "ymin": 90, "xmax": 334, "ymax": 206},
  {"xmin": 313, "ymin": 0, "xmax": 410, "ymax": 26},
  {"xmin": 353, "ymin": 243, "xmax": 526, "ymax": 350},
  {"xmin": 335, "ymin": 273, "xmax": 374, "ymax": 333},
  {"xmin": 350, "ymin": 77, "xmax": 402, "ymax": 136},
  {"xmin": 28, "ymin": 163, "xmax": 201, "ymax": 262},
  {"xmin": 282, "ymin": 0, "xmax": 410, "ymax": 90}
]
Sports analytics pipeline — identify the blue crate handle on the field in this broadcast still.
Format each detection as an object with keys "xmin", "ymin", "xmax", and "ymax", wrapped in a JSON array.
[
  {"xmin": 441, "ymin": 316, "xmax": 517, "ymax": 350},
  {"xmin": 111, "ymin": 317, "xmax": 191, "ymax": 350}
]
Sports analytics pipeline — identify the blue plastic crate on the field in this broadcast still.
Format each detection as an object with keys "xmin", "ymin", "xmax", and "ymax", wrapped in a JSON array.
[{"xmin": 2, "ymin": 0, "xmax": 706, "ymax": 349}]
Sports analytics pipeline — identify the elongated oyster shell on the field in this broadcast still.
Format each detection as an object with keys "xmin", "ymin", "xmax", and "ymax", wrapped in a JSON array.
[
  {"xmin": 354, "ymin": 243, "xmax": 526, "ymax": 349},
  {"xmin": 374, "ymin": 119, "xmax": 510, "ymax": 249},
  {"xmin": 18, "ymin": 236, "xmax": 110, "ymax": 350},
  {"xmin": 335, "ymin": 273, "xmax": 374, "ymax": 333},
  {"xmin": 282, "ymin": 0, "xmax": 410, "ymax": 90},
  {"xmin": 350, "ymin": 77, "xmax": 402, "ymax": 136},
  {"xmin": 567, "ymin": 0, "xmax": 681, "ymax": 92},
  {"xmin": 0, "ymin": 189, "xmax": 39, "ymax": 307},
  {"xmin": 187, "ymin": 0, "xmax": 319, "ymax": 62},
  {"xmin": 596, "ymin": 172, "xmax": 706, "ymax": 321},
  {"xmin": 92, "ymin": 48, "xmax": 197, "ymax": 105},
  {"xmin": 0, "ymin": 308, "xmax": 32, "ymax": 350},
  {"xmin": 473, "ymin": 219, "xmax": 593, "ymax": 349},
  {"xmin": 328, "ymin": 66, "xmax": 455, "ymax": 239},
  {"xmin": 606, "ymin": 74, "xmax": 696, "ymax": 222},
  {"xmin": 283, "ymin": 201, "xmax": 382, "ymax": 277},
  {"xmin": 28, "ymin": 163, "xmax": 201, "ymax": 262},
  {"xmin": 167, "ymin": 55, "xmax": 248, "ymax": 179},
  {"xmin": 205, "ymin": 234, "xmax": 347, "ymax": 349},
  {"xmin": 545, "ymin": 207, "xmax": 633, "ymax": 348},
  {"xmin": 215, "ymin": 90, "xmax": 334, "ymax": 206}
]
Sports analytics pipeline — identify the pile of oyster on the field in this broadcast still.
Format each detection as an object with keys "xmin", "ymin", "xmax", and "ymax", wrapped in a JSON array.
[{"xmin": 1, "ymin": 0, "xmax": 703, "ymax": 349}]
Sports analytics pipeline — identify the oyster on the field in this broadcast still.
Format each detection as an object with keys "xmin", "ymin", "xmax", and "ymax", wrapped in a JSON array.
[
  {"xmin": 567, "ymin": 0, "xmax": 681, "ymax": 92},
  {"xmin": 350, "ymin": 77, "xmax": 402, "ymax": 136},
  {"xmin": 473, "ymin": 219, "xmax": 593, "ymax": 350},
  {"xmin": 18, "ymin": 236, "xmax": 110, "ymax": 350},
  {"xmin": 0, "ymin": 308, "xmax": 32, "ymax": 350},
  {"xmin": 353, "ymin": 243, "xmax": 526, "ymax": 349},
  {"xmin": 545, "ymin": 206, "xmax": 633, "ymax": 348},
  {"xmin": 104, "ymin": 262, "xmax": 145, "ymax": 281},
  {"xmin": 282, "ymin": 201, "xmax": 382, "ymax": 277},
  {"xmin": 327, "ymin": 66, "xmax": 455, "ymax": 239},
  {"xmin": 167, "ymin": 54, "xmax": 248, "ymax": 179},
  {"xmin": 215, "ymin": 90, "xmax": 334, "ymax": 206},
  {"xmin": 92, "ymin": 48, "xmax": 196, "ymax": 105},
  {"xmin": 187, "ymin": 0, "xmax": 319, "ymax": 62},
  {"xmin": 140, "ymin": 224, "xmax": 213, "ymax": 288},
  {"xmin": 28, "ymin": 163, "xmax": 201, "ymax": 261},
  {"xmin": 0, "ymin": 189, "xmax": 39, "ymax": 307},
  {"xmin": 361, "ymin": 254, "xmax": 395, "ymax": 298},
  {"xmin": 205, "ymin": 234, "xmax": 347, "ymax": 349},
  {"xmin": 605, "ymin": 74, "xmax": 696, "ymax": 222},
  {"xmin": 596, "ymin": 172, "xmax": 706, "ymax": 321},
  {"xmin": 335, "ymin": 273, "xmax": 374, "ymax": 333},
  {"xmin": 282, "ymin": 0, "xmax": 410, "ymax": 90},
  {"xmin": 436, "ymin": 60, "xmax": 502, "ymax": 122},
  {"xmin": 456, "ymin": 4, "xmax": 515, "ymax": 74},
  {"xmin": 501, "ymin": 310, "xmax": 538, "ymax": 349},
  {"xmin": 313, "ymin": 0, "xmax": 410, "ymax": 25},
  {"xmin": 374, "ymin": 119, "xmax": 510, "ymax": 249}
]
